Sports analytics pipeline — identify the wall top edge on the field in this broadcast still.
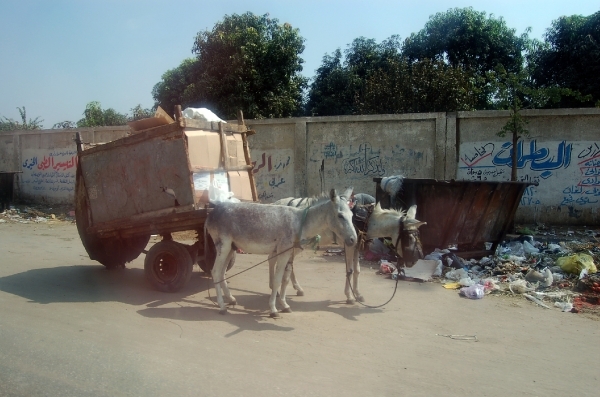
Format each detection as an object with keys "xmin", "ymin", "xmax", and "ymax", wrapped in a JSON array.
[
  {"xmin": 457, "ymin": 108, "xmax": 600, "ymax": 118},
  {"xmin": 239, "ymin": 112, "xmax": 446, "ymax": 125},
  {"xmin": 0, "ymin": 126, "xmax": 131, "ymax": 136}
]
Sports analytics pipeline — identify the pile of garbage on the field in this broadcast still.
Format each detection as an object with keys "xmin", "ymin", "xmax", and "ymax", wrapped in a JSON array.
[
  {"xmin": 0, "ymin": 205, "xmax": 75, "ymax": 224},
  {"xmin": 374, "ymin": 231, "xmax": 600, "ymax": 316}
]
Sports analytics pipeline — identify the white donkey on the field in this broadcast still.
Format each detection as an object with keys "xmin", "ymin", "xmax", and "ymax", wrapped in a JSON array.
[
  {"xmin": 205, "ymin": 188, "xmax": 357, "ymax": 317},
  {"xmin": 273, "ymin": 199, "xmax": 427, "ymax": 303}
]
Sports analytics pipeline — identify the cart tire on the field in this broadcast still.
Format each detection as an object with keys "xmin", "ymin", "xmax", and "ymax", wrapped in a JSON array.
[
  {"xmin": 75, "ymin": 164, "xmax": 150, "ymax": 268},
  {"xmin": 199, "ymin": 234, "xmax": 235, "ymax": 273},
  {"xmin": 144, "ymin": 241, "xmax": 193, "ymax": 292}
]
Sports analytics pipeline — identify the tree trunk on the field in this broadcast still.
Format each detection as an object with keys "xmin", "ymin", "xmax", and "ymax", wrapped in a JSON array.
[{"xmin": 511, "ymin": 131, "xmax": 518, "ymax": 181}]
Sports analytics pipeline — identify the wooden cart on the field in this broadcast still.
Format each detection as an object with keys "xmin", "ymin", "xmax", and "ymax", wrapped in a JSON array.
[{"xmin": 75, "ymin": 107, "xmax": 257, "ymax": 292}]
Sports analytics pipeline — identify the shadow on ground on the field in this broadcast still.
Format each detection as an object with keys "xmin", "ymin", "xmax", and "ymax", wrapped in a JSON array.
[{"xmin": 0, "ymin": 263, "xmax": 210, "ymax": 306}]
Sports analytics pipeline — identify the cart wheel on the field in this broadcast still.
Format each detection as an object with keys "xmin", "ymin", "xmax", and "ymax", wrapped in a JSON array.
[
  {"xmin": 144, "ymin": 241, "xmax": 193, "ymax": 292},
  {"xmin": 75, "ymin": 164, "xmax": 149, "ymax": 268},
  {"xmin": 199, "ymin": 234, "xmax": 235, "ymax": 273}
]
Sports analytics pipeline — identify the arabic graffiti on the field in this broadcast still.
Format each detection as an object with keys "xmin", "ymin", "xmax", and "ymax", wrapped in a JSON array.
[
  {"xmin": 252, "ymin": 149, "xmax": 294, "ymax": 201},
  {"xmin": 459, "ymin": 139, "xmax": 600, "ymax": 209},
  {"xmin": 559, "ymin": 145, "xmax": 600, "ymax": 206},
  {"xmin": 20, "ymin": 149, "xmax": 78, "ymax": 195},
  {"xmin": 520, "ymin": 185, "xmax": 541, "ymax": 206},
  {"xmin": 492, "ymin": 140, "xmax": 572, "ymax": 171},
  {"xmin": 341, "ymin": 143, "xmax": 386, "ymax": 176}
]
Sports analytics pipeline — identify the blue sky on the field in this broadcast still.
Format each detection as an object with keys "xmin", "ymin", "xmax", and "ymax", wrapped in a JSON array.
[{"xmin": 0, "ymin": 0, "xmax": 598, "ymax": 128}]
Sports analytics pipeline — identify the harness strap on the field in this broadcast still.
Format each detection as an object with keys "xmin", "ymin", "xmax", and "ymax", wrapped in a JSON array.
[{"xmin": 295, "ymin": 206, "xmax": 321, "ymax": 251}]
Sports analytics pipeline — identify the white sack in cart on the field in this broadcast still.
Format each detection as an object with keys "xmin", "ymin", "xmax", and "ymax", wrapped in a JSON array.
[
  {"xmin": 182, "ymin": 107, "xmax": 227, "ymax": 123},
  {"xmin": 209, "ymin": 179, "xmax": 240, "ymax": 203}
]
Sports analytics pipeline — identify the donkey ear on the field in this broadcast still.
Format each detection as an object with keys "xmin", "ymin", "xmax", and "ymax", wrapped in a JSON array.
[
  {"xmin": 374, "ymin": 202, "xmax": 382, "ymax": 212},
  {"xmin": 341, "ymin": 187, "xmax": 353, "ymax": 203},
  {"xmin": 406, "ymin": 205, "xmax": 417, "ymax": 219},
  {"xmin": 329, "ymin": 188, "xmax": 337, "ymax": 201}
]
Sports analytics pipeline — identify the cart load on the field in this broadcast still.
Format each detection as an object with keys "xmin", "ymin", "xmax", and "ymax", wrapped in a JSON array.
[{"xmin": 75, "ymin": 106, "xmax": 257, "ymax": 291}]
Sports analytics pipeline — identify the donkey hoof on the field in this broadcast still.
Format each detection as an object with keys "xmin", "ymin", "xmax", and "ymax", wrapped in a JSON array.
[
  {"xmin": 346, "ymin": 299, "xmax": 355, "ymax": 304},
  {"xmin": 227, "ymin": 298, "xmax": 237, "ymax": 306},
  {"xmin": 281, "ymin": 307, "xmax": 292, "ymax": 313},
  {"xmin": 296, "ymin": 290, "xmax": 305, "ymax": 296},
  {"xmin": 219, "ymin": 309, "xmax": 228, "ymax": 315},
  {"xmin": 357, "ymin": 296, "xmax": 365, "ymax": 303},
  {"xmin": 270, "ymin": 312, "xmax": 280, "ymax": 318}
]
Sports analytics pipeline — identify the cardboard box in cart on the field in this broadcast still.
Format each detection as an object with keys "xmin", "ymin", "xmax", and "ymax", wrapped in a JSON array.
[{"xmin": 80, "ymin": 107, "xmax": 257, "ymax": 228}]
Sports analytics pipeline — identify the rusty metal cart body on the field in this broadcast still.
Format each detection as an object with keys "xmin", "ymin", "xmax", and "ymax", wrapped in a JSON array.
[{"xmin": 75, "ymin": 108, "xmax": 257, "ymax": 292}]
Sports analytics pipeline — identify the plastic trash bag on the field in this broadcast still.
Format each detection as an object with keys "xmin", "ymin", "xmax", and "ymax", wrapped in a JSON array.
[
  {"xmin": 445, "ymin": 268, "xmax": 468, "ymax": 281},
  {"xmin": 509, "ymin": 279, "xmax": 535, "ymax": 294},
  {"xmin": 557, "ymin": 253, "xmax": 597, "ymax": 275},
  {"xmin": 379, "ymin": 260, "xmax": 396, "ymax": 274},
  {"xmin": 208, "ymin": 180, "xmax": 240, "ymax": 203},
  {"xmin": 554, "ymin": 301, "xmax": 574, "ymax": 312},
  {"xmin": 460, "ymin": 284, "xmax": 485, "ymax": 299},
  {"xmin": 523, "ymin": 240, "xmax": 539, "ymax": 254}
]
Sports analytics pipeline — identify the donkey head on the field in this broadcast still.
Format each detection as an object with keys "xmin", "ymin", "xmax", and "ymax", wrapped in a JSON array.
[
  {"xmin": 397, "ymin": 205, "xmax": 427, "ymax": 266},
  {"xmin": 369, "ymin": 203, "xmax": 426, "ymax": 266},
  {"xmin": 325, "ymin": 187, "xmax": 357, "ymax": 247}
]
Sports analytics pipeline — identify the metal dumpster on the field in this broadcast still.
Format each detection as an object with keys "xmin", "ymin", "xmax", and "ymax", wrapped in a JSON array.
[{"xmin": 374, "ymin": 178, "xmax": 536, "ymax": 258}]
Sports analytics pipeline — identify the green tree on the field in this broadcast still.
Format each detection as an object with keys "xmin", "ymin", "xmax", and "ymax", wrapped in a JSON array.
[
  {"xmin": 403, "ymin": 7, "xmax": 529, "ymax": 109},
  {"xmin": 307, "ymin": 35, "xmax": 476, "ymax": 115},
  {"xmin": 360, "ymin": 58, "xmax": 477, "ymax": 114},
  {"xmin": 489, "ymin": 65, "xmax": 589, "ymax": 180},
  {"xmin": 77, "ymin": 101, "xmax": 127, "ymax": 127},
  {"xmin": 529, "ymin": 11, "xmax": 600, "ymax": 107},
  {"xmin": 305, "ymin": 49, "xmax": 358, "ymax": 116},
  {"xmin": 129, "ymin": 104, "xmax": 155, "ymax": 121},
  {"xmin": 306, "ymin": 36, "xmax": 403, "ymax": 116},
  {"xmin": 0, "ymin": 107, "xmax": 44, "ymax": 131},
  {"xmin": 152, "ymin": 58, "xmax": 199, "ymax": 117},
  {"xmin": 154, "ymin": 13, "xmax": 308, "ymax": 119}
]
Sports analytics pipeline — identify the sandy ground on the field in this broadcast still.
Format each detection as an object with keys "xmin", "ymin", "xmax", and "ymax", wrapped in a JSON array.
[{"xmin": 0, "ymin": 219, "xmax": 599, "ymax": 396}]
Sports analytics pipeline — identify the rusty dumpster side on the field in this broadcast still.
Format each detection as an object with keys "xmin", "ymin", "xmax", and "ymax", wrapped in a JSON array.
[{"xmin": 374, "ymin": 178, "xmax": 536, "ymax": 258}]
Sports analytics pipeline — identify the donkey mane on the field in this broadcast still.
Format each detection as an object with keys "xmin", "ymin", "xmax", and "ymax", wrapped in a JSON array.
[{"xmin": 373, "ymin": 204, "xmax": 406, "ymax": 218}]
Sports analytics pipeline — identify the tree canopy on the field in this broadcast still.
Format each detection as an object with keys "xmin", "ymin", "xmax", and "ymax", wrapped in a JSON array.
[
  {"xmin": 403, "ymin": 7, "xmax": 529, "ymax": 109},
  {"xmin": 153, "ymin": 12, "xmax": 308, "ymax": 119},
  {"xmin": 77, "ymin": 101, "xmax": 128, "ymax": 127},
  {"xmin": 530, "ymin": 11, "xmax": 600, "ymax": 107},
  {"xmin": 0, "ymin": 107, "xmax": 43, "ymax": 131},
  {"xmin": 305, "ymin": 35, "xmax": 477, "ymax": 116}
]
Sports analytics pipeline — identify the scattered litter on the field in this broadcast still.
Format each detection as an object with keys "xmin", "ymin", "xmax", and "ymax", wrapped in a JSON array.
[
  {"xmin": 400, "ymin": 259, "xmax": 438, "ymax": 281},
  {"xmin": 436, "ymin": 334, "xmax": 478, "ymax": 341},
  {"xmin": 460, "ymin": 284, "xmax": 485, "ymax": 299},
  {"xmin": 443, "ymin": 282, "xmax": 461, "ymax": 289},
  {"xmin": 554, "ymin": 301, "xmax": 574, "ymax": 312},
  {"xmin": 557, "ymin": 253, "xmax": 597, "ymax": 275},
  {"xmin": 379, "ymin": 260, "xmax": 396, "ymax": 274},
  {"xmin": 523, "ymin": 293, "xmax": 551, "ymax": 309}
]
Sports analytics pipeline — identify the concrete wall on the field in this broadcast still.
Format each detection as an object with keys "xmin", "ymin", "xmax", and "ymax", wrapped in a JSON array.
[
  {"xmin": 0, "ymin": 127, "xmax": 130, "ymax": 205},
  {"xmin": 456, "ymin": 109, "xmax": 600, "ymax": 225},
  {"xmin": 245, "ymin": 108, "xmax": 599, "ymax": 225},
  {"xmin": 246, "ymin": 113, "xmax": 451, "ymax": 201},
  {"xmin": 1, "ymin": 108, "xmax": 599, "ymax": 225}
]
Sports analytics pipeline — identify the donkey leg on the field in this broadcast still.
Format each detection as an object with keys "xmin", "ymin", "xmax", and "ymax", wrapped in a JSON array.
[
  {"xmin": 352, "ymin": 246, "xmax": 364, "ymax": 302},
  {"xmin": 290, "ymin": 265, "xmax": 305, "ymax": 296},
  {"xmin": 344, "ymin": 244, "xmax": 355, "ymax": 303},
  {"xmin": 211, "ymin": 245, "xmax": 232, "ymax": 315},
  {"xmin": 220, "ymin": 250, "xmax": 237, "ymax": 306},
  {"xmin": 279, "ymin": 261, "xmax": 293, "ymax": 313},
  {"xmin": 268, "ymin": 255, "xmax": 276, "ymax": 290},
  {"xmin": 269, "ymin": 252, "xmax": 292, "ymax": 318}
]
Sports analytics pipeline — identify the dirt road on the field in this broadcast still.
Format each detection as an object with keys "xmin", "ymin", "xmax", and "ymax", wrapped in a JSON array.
[{"xmin": 0, "ymin": 220, "xmax": 598, "ymax": 396}]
